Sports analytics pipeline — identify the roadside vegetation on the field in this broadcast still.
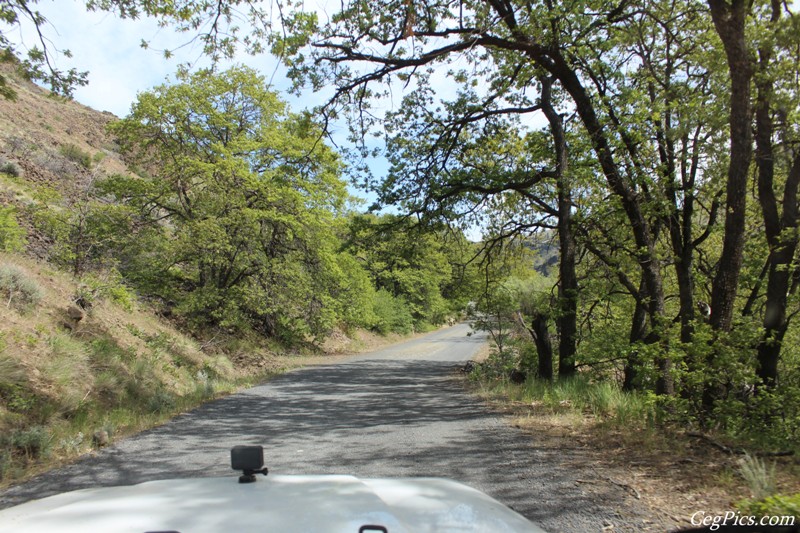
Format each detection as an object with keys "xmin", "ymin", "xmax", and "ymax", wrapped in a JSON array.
[
  {"xmin": 466, "ymin": 269, "xmax": 800, "ymax": 521},
  {"xmin": 0, "ymin": 253, "xmax": 255, "ymax": 483}
]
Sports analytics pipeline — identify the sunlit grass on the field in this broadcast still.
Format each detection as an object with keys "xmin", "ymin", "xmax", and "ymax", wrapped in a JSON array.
[{"xmin": 474, "ymin": 373, "xmax": 656, "ymax": 430}]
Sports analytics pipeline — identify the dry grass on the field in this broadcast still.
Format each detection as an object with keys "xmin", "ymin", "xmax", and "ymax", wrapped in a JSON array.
[
  {"xmin": 468, "ymin": 374, "xmax": 800, "ymax": 528},
  {"xmin": 0, "ymin": 252, "xmax": 260, "ymax": 485}
]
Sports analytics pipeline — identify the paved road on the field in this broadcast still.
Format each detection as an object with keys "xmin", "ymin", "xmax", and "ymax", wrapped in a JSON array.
[{"xmin": 0, "ymin": 324, "xmax": 663, "ymax": 532}]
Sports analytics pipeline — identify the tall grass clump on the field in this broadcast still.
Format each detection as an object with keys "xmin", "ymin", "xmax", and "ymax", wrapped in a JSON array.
[
  {"xmin": 471, "ymin": 367, "xmax": 657, "ymax": 431},
  {"xmin": 43, "ymin": 334, "xmax": 92, "ymax": 414},
  {"xmin": 0, "ymin": 352, "xmax": 27, "ymax": 392},
  {"xmin": 739, "ymin": 452, "xmax": 777, "ymax": 500},
  {"xmin": 0, "ymin": 264, "xmax": 42, "ymax": 311}
]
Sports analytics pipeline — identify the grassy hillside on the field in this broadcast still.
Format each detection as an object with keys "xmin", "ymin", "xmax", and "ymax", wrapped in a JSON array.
[
  {"xmin": 0, "ymin": 65, "xmax": 124, "ymax": 196},
  {"xmin": 0, "ymin": 252, "xmax": 254, "ymax": 482}
]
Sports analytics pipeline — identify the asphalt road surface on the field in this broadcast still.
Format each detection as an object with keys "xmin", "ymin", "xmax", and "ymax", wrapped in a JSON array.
[{"xmin": 0, "ymin": 324, "xmax": 668, "ymax": 532}]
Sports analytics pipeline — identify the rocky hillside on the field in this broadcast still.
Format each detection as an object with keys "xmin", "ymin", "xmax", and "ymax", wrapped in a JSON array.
[{"xmin": 0, "ymin": 65, "xmax": 125, "ymax": 193}]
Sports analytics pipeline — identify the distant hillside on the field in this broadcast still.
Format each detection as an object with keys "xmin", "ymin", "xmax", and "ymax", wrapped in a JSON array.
[
  {"xmin": 0, "ymin": 64, "xmax": 125, "ymax": 196},
  {"xmin": 525, "ymin": 230, "xmax": 559, "ymax": 277}
]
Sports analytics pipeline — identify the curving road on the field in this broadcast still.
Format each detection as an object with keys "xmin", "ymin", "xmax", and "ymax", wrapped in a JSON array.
[{"xmin": 0, "ymin": 324, "xmax": 667, "ymax": 532}]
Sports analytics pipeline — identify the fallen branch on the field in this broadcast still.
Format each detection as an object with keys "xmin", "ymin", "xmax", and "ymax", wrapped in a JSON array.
[
  {"xmin": 686, "ymin": 431, "xmax": 735, "ymax": 454},
  {"xmin": 606, "ymin": 476, "xmax": 641, "ymax": 500},
  {"xmin": 686, "ymin": 431, "xmax": 794, "ymax": 457}
]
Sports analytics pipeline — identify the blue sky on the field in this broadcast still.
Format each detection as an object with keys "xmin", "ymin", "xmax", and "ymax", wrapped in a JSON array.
[
  {"xmin": 12, "ymin": 1, "xmax": 383, "ymax": 206},
  {"xmin": 26, "ymin": 2, "xmax": 301, "ymax": 117}
]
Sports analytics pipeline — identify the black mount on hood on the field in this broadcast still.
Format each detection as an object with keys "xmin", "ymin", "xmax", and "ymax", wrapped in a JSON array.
[{"xmin": 231, "ymin": 445, "xmax": 269, "ymax": 483}]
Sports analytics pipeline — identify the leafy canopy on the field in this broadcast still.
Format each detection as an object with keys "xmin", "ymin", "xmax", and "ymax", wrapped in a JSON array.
[{"xmin": 104, "ymin": 65, "xmax": 350, "ymax": 338}]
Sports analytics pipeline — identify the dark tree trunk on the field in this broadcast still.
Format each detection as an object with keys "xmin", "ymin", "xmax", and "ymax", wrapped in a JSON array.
[
  {"xmin": 707, "ymin": 0, "xmax": 754, "ymax": 332},
  {"xmin": 556, "ymin": 192, "xmax": 578, "ymax": 378},
  {"xmin": 540, "ymin": 76, "xmax": 578, "ymax": 378},
  {"xmin": 750, "ymin": 0, "xmax": 797, "ymax": 390},
  {"xmin": 529, "ymin": 311, "xmax": 554, "ymax": 381},
  {"xmin": 658, "ymin": 109, "xmax": 697, "ymax": 346},
  {"xmin": 754, "ymin": 80, "xmax": 800, "ymax": 387},
  {"xmin": 475, "ymin": 1, "xmax": 671, "ymax": 393},
  {"xmin": 699, "ymin": 0, "xmax": 756, "ymax": 414},
  {"xmin": 547, "ymin": 52, "xmax": 671, "ymax": 394},
  {"xmin": 623, "ymin": 282, "xmax": 650, "ymax": 392},
  {"xmin": 549, "ymin": 56, "xmax": 665, "ymax": 320}
]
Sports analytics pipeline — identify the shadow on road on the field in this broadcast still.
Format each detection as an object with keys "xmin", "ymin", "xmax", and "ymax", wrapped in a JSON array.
[{"xmin": 0, "ymin": 338, "xmax": 639, "ymax": 531}]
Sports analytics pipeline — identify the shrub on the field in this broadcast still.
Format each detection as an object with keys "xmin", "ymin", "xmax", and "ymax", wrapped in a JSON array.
[
  {"xmin": 58, "ymin": 144, "xmax": 92, "ymax": 169},
  {"xmin": 0, "ymin": 161, "xmax": 20, "ymax": 177},
  {"xmin": 469, "ymin": 346, "xmax": 517, "ymax": 381},
  {"xmin": 0, "ymin": 448, "xmax": 12, "ymax": 481},
  {"xmin": 146, "ymin": 387, "xmax": 176, "ymax": 414},
  {"xmin": 78, "ymin": 270, "xmax": 137, "ymax": 311},
  {"xmin": 6, "ymin": 136, "xmax": 31, "ymax": 156},
  {"xmin": 372, "ymin": 289, "xmax": 414, "ymax": 335},
  {"xmin": 0, "ymin": 264, "xmax": 43, "ymax": 310},
  {"xmin": 737, "ymin": 493, "xmax": 800, "ymax": 521},
  {"xmin": 57, "ymin": 432, "xmax": 85, "ymax": 455},
  {"xmin": 195, "ymin": 370, "xmax": 216, "ymax": 400},
  {"xmin": 0, "ymin": 207, "xmax": 26, "ymax": 252},
  {"xmin": 10, "ymin": 426, "xmax": 51, "ymax": 460}
]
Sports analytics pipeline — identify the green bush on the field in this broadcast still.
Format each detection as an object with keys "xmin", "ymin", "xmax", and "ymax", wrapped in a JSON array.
[
  {"xmin": 59, "ymin": 144, "xmax": 92, "ymax": 169},
  {"xmin": 0, "ymin": 161, "xmax": 20, "ymax": 177},
  {"xmin": 78, "ymin": 270, "xmax": 137, "ymax": 311},
  {"xmin": 0, "ymin": 448, "xmax": 12, "ymax": 481},
  {"xmin": 372, "ymin": 289, "xmax": 414, "ymax": 335},
  {"xmin": 9, "ymin": 425, "xmax": 51, "ymax": 460},
  {"xmin": 0, "ymin": 264, "xmax": 43, "ymax": 310},
  {"xmin": 146, "ymin": 387, "xmax": 176, "ymax": 414},
  {"xmin": 0, "ymin": 207, "xmax": 26, "ymax": 252},
  {"xmin": 737, "ymin": 493, "xmax": 800, "ymax": 521}
]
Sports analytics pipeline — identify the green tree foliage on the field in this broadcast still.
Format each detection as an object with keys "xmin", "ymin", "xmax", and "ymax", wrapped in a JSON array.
[
  {"xmin": 5, "ymin": 0, "xmax": 800, "ymax": 446},
  {"xmin": 343, "ymin": 214, "xmax": 472, "ymax": 330},
  {"xmin": 371, "ymin": 288, "xmax": 414, "ymax": 335},
  {"xmin": 29, "ymin": 184, "xmax": 131, "ymax": 276},
  {"xmin": 254, "ymin": 0, "xmax": 800, "ymax": 445},
  {"xmin": 103, "ymin": 66, "xmax": 352, "ymax": 339}
]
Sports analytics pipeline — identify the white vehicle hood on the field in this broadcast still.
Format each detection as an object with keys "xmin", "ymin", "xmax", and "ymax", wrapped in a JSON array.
[{"xmin": 0, "ymin": 475, "xmax": 545, "ymax": 532}]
